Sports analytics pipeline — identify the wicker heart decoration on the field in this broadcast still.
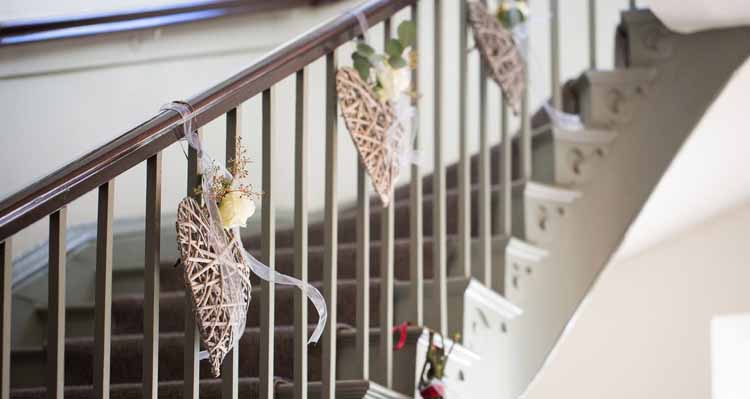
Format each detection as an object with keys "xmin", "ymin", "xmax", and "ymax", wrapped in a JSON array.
[
  {"xmin": 468, "ymin": 1, "xmax": 525, "ymax": 114},
  {"xmin": 337, "ymin": 67, "xmax": 405, "ymax": 206},
  {"xmin": 175, "ymin": 196, "xmax": 252, "ymax": 377}
]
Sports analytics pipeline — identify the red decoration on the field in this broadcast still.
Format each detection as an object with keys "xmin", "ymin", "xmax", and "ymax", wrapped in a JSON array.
[
  {"xmin": 420, "ymin": 380, "xmax": 447, "ymax": 399},
  {"xmin": 393, "ymin": 321, "xmax": 410, "ymax": 350}
]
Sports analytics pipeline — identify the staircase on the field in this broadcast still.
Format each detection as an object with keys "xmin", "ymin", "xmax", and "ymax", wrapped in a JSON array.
[{"xmin": 4, "ymin": 2, "xmax": 749, "ymax": 399}]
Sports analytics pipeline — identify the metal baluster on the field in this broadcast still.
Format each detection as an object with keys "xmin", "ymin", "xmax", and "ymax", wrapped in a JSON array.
[
  {"xmin": 261, "ymin": 90, "xmax": 276, "ymax": 399},
  {"xmin": 409, "ymin": 3, "xmax": 424, "ymax": 327},
  {"xmin": 380, "ymin": 18, "xmax": 395, "ymax": 389},
  {"xmin": 185, "ymin": 129, "xmax": 202, "ymax": 399},
  {"xmin": 550, "ymin": 0, "xmax": 562, "ymax": 109},
  {"xmin": 354, "ymin": 25, "xmax": 370, "ymax": 379},
  {"xmin": 144, "ymin": 154, "xmax": 162, "ymax": 399},
  {"xmin": 589, "ymin": 0, "xmax": 597, "ymax": 69},
  {"xmin": 94, "ymin": 181, "xmax": 114, "ymax": 399},
  {"xmin": 496, "ymin": 101, "xmax": 512, "ymax": 293},
  {"xmin": 356, "ymin": 164, "xmax": 370, "ymax": 380},
  {"xmin": 477, "ymin": 0, "xmax": 491, "ymax": 286},
  {"xmin": 322, "ymin": 49, "xmax": 338, "ymax": 399},
  {"xmin": 47, "ymin": 209, "xmax": 66, "ymax": 399},
  {"xmin": 294, "ymin": 68, "xmax": 310, "ymax": 399},
  {"xmin": 498, "ymin": 101, "xmax": 512, "ymax": 233},
  {"xmin": 222, "ymin": 108, "xmax": 241, "ymax": 399},
  {"xmin": 457, "ymin": 0, "xmax": 471, "ymax": 278},
  {"xmin": 433, "ymin": 0, "xmax": 448, "ymax": 336},
  {"xmin": 520, "ymin": 73, "xmax": 532, "ymax": 180},
  {"xmin": 0, "ymin": 239, "xmax": 10, "ymax": 399}
]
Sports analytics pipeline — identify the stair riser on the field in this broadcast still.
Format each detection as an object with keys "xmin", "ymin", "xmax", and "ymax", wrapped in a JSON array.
[
  {"xmin": 39, "ymin": 283, "xmax": 383, "ymax": 338},
  {"xmin": 272, "ymin": 186, "xmax": 527, "ymax": 248},
  {"xmin": 113, "ymin": 240, "xmax": 438, "ymax": 296},
  {"xmin": 10, "ymin": 330, "xmax": 420, "ymax": 390}
]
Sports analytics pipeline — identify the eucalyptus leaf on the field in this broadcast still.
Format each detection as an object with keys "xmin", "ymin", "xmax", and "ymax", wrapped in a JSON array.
[
  {"xmin": 388, "ymin": 55, "xmax": 407, "ymax": 69},
  {"xmin": 357, "ymin": 42, "xmax": 375, "ymax": 57},
  {"xmin": 385, "ymin": 38, "xmax": 404, "ymax": 58},
  {"xmin": 397, "ymin": 21, "xmax": 417, "ymax": 48},
  {"xmin": 352, "ymin": 52, "xmax": 372, "ymax": 81}
]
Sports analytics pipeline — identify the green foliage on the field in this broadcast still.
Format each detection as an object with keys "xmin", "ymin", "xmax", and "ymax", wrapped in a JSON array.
[
  {"xmin": 385, "ymin": 38, "xmax": 404, "ymax": 59},
  {"xmin": 397, "ymin": 21, "xmax": 417, "ymax": 48},
  {"xmin": 356, "ymin": 42, "xmax": 375, "ymax": 57},
  {"xmin": 352, "ymin": 52, "xmax": 371, "ymax": 81},
  {"xmin": 388, "ymin": 56, "xmax": 407, "ymax": 69},
  {"xmin": 349, "ymin": 20, "xmax": 418, "ymax": 84}
]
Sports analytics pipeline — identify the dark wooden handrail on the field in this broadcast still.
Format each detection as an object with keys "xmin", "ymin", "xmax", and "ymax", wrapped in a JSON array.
[
  {"xmin": 0, "ymin": 0, "xmax": 342, "ymax": 46},
  {"xmin": 0, "ymin": 0, "xmax": 416, "ymax": 241}
]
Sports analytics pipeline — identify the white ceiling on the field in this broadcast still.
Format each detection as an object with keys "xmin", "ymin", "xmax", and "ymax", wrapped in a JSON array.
[{"xmin": 647, "ymin": 0, "xmax": 750, "ymax": 33}]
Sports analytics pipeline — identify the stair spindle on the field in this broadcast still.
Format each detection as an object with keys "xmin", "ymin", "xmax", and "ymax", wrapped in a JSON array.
[
  {"xmin": 457, "ymin": 0, "xmax": 471, "ymax": 278},
  {"xmin": 408, "ymin": 2, "xmax": 424, "ymax": 327},
  {"xmin": 550, "ymin": 0, "xmax": 562, "ymax": 109},
  {"xmin": 94, "ymin": 181, "xmax": 114, "ymax": 399},
  {"xmin": 0, "ymin": 239, "xmax": 9, "ymax": 399},
  {"xmin": 294, "ymin": 68, "xmax": 310, "ymax": 399},
  {"xmin": 261, "ymin": 90, "xmax": 277, "ymax": 399},
  {"xmin": 322, "ymin": 49, "xmax": 338, "ymax": 399},
  {"xmin": 222, "ymin": 108, "xmax": 241, "ymax": 399},
  {"xmin": 589, "ymin": 0, "xmax": 598, "ymax": 69},
  {"xmin": 185, "ymin": 130, "xmax": 202, "ymax": 399},
  {"xmin": 433, "ymin": 0, "xmax": 448, "ymax": 337},
  {"xmin": 355, "ymin": 24, "xmax": 370, "ymax": 379},
  {"xmin": 497, "ymin": 102, "xmax": 512, "ymax": 260},
  {"xmin": 47, "ymin": 209, "xmax": 66, "ymax": 399},
  {"xmin": 477, "ymin": 0, "xmax": 492, "ymax": 286},
  {"xmin": 356, "ymin": 164, "xmax": 370, "ymax": 380},
  {"xmin": 379, "ymin": 17, "xmax": 395, "ymax": 389},
  {"xmin": 144, "ymin": 153, "xmax": 162, "ymax": 399}
]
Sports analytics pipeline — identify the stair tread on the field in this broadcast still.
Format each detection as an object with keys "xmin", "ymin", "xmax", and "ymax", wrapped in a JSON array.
[
  {"xmin": 11, "ymin": 325, "xmax": 424, "ymax": 389},
  {"xmin": 10, "ymin": 378, "xmax": 405, "ymax": 399}
]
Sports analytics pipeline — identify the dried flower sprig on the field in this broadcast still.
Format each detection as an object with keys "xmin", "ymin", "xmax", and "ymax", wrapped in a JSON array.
[
  {"xmin": 194, "ymin": 136, "xmax": 263, "ymax": 229},
  {"xmin": 196, "ymin": 136, "xmax": 262, "ymax": 202}
]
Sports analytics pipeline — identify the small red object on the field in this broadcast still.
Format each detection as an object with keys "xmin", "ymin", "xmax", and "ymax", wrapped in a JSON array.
[
  {"xmin": 392, "ymin": 321, "xmax": 409, "ymax": 350},
  {"xmin": 419, "ymin": 380, "xmax": 447, "ymax": 399}
]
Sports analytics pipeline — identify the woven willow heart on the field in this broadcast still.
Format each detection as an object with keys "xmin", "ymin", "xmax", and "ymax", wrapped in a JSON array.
[
  {"xmin": 468, "ymin": 1, "xmax": 525, "ymax": 114},
  {"xmin": 337, "ymin": 67, "xmax": 405, "ymax": 206},
  {"xmin": 175, "ymin": 197, "xmax": 252, "ymax": 377}
]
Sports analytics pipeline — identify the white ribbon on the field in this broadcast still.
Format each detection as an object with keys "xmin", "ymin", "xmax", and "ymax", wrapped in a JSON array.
[
  {"xmin": 543, "ymin": 102, "xmax": 584, "ymax": 131},
  {"xmin": 162, "ymin": 102, "xmax": 328, "ymax": 358}
]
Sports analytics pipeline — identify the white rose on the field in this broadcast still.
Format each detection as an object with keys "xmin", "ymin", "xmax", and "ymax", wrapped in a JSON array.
[
  {"xmin": 376, "ymin": 64, "xmax": 410, "ymax": 103},
  {"xmin": 218, "ymin": 191, "xmax": 256, "ymax": 229}
]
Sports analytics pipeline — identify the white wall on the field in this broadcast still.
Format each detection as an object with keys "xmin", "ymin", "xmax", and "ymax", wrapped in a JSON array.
[
  {"xmin": 522, "ymin": 199, "xmax": 750, "ymax": 399},
  {"xmin": 0, "ymin": 0, "xmax": 196, "ymax": 20},
  {"xmin": 0, "ymin": 0, "xmax": 631, "ymax": 257}
]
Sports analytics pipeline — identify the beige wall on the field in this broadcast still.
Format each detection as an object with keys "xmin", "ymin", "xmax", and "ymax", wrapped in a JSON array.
[{"xmin": 521, "ymin": 199, "xmax": 750, "ymax": 399}]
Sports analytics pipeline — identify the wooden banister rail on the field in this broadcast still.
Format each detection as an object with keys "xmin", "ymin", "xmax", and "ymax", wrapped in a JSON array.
[
  {"xmin": 0, "ymin": 0, "xmax": 416, "ymax": 242},
  {"xmin": 0, "ymin": 0, "xmax": 343, "ymax": 46}
]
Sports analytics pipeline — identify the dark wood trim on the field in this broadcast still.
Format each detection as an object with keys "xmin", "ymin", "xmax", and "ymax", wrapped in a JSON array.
[
  {"xmin": 0, "ymin": 0, "xmax": 342, "ymax": 47},
  {"xmin": 0, "ymin": 0, "xmax": 416, "ymax": 241}
]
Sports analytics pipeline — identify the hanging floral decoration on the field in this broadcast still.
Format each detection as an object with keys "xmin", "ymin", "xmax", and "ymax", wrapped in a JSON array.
[
  {"xmin": 391, "ymin": 322, "xmax": 460, "ymax": 399},
  {"xmin": 417, "ymin": 330, "xmax": 461, "ymax": 399},
  {"xmin": 467, "ymin": 1, "xmax": 526, "ymax": 114},
  {"xmin": 166, "ymin": 102, "xmax": 327, "ymax": 378},
  {"xmin": 337, "ymin": 20, "xmax": 418, "ymax": 206}
]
